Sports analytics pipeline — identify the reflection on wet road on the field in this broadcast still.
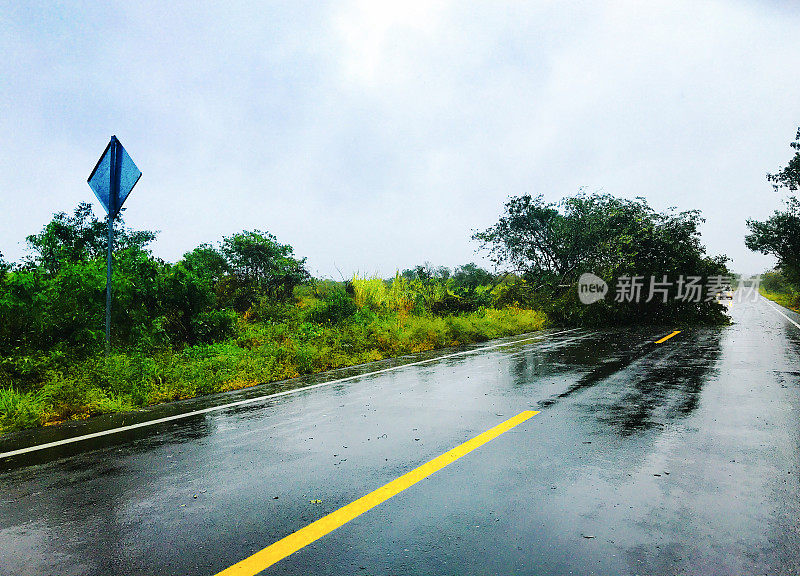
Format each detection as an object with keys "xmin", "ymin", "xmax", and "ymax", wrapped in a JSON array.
[{"xmin": 1, "ymin": 292, "xmax": 799, "ymax": 575}]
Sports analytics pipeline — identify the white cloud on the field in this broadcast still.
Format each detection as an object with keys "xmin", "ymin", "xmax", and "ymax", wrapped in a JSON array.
[
  {"xmin": 1, "ymin": 0, "xmax": 798, "ymax": 276},
  {"xmin": 333, "ymin": 0, "xmax": 453, "ymax": 88}
]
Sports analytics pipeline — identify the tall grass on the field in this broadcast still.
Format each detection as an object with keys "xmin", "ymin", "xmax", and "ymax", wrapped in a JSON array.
[
  {"xmin": 0, "ymin": 305, "xmax": 546, "ymax": 434},
  {"xmin": 760, "ymin": 288, "xmax": 800, "ymax": 313},
  {"xmin": 352, "ymin": 274, "xmax": 416, "ymax": 313},
  {"xmin": 0, "ymin": 387, "xmax": 47, "ymax": 432},
  {"xmin": 759, "ymin": 271, "xmax": 800, "ymax": 313}
]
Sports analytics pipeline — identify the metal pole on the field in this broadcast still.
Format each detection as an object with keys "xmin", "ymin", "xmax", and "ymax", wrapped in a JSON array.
[
  {"xmin": 106, "ymin": 211, "xmax": 113, "ymax": 355},
  {"xmin": 105, "ymin": 137, "xmax": 118, "ymax": 355}
]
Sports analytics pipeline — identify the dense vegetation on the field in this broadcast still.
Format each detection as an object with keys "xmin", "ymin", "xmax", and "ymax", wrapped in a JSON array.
[
  {"xmin": 1, "ymin": 187, "xmax": 735, "ymax": 434},
  {"xmin": 757, "ymin": 271, "xmax": 800, "ymax": 312},
  {"xmin": 0, "ymin": 206, "xmax": 545, "ymax": 433},
  {"xmin": 473, "ymin": 193, "xmax": 730, "ymax": 325},
  {"xmin": 747, "ymin": 127, "xmax": 800, "ymax": 302},
  {"xmin": 7, "ymin": 129, "xmax": 800, "ymax": 437}
]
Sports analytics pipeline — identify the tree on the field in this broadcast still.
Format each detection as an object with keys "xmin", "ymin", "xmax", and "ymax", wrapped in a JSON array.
[
  {"xmin": 766, "ymin": 128, "xmax": 800, "ymax": 192},
  {"xmin": 473, "ymin": 193, "xmax": 707, "ymax": 289},
  {"xmin": 0, "ymin": 204, "xmax": 241, "ymax": 355},
  {"xmin": 180, "ymin": 243, "xmax": 229, "ymax": 287},
  {"xmin": 0, "ymin": 205, "xmax": 159, "ymax": 353},
  {"xmin": 474, "ymin": 192, "xmax": 729, "ymax": 324},
  {"xmin": 400, "ymin": 263, "xmax": 450, "ymax": 282},
  {"xmin": 220, "ymin": 230, "xmax": 309, "ymax": 304},
  {"xmin": 472, "ymin": 195, "xmax": 562, "ymax": 286},
  {"xmin": 746, "ymin": 197, "xmax": 800, "ymax": 285},
  {"xmin": 746, "ymin": 128, "xmax": 800, "ymax": 286},
  {"xmin": 25, "ymin": 202, "xmax": 156, "ymax": 274},
  {"xmin": 451, "ymin": 263, "xmax": 494, "ymax": 291}
]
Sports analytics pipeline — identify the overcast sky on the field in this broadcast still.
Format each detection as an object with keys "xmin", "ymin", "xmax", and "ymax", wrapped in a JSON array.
[{"xmin": 2, "ymin": 0, "xmax": 799, "ymax": 277}]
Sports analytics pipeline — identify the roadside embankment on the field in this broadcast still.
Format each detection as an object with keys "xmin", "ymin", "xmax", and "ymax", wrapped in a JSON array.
[
  {"xmin": 0, "ymin": 307, "xmax": 546, "ymax": 435},
  {"xmin": 760, "ymin": 288, "xmax": 800, "ymax": 313}
]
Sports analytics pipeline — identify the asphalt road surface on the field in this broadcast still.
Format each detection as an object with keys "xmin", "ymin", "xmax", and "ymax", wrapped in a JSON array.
[{"xmin": 2, "ymin": 290, "xmax": 799, "ymax": 575}]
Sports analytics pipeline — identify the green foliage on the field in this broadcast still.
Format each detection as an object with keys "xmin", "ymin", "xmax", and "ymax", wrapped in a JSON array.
[
  {"xmin": 306, "ymin": 283, "xmax": 358, "ymax": 324},
  {"xmin": 352, "ymin": 275, "xmax": 416, "ymax": 313},
  {"xmin": 25, "ymin": 202, "xmax": 156, "ymax": 274},
  {"xmin": 760, "ymin": 290, "xmax": 800, "ymax": 314},
  {"xmin": 0, "ymin": 216, "xmax": 240, "ymax": 357},
  {"xmin": 452, "ymin": 263, "xmax": 495, "ymax": 291},
  {"xmin": 474, "ymin": 192, "xmax": 730, "ymax": 325},
  {"xmin": 747, "ymin": 128, "xmax": 800, "ymax": 287},
  {"xmin": 0, "ymin": 199, "xmax": 553, "ymax": 437},
  {"xmin": 400, "ymin": 263, "xmax": 451, "ymax": 282},
  {"xmin": 746, "ymin": 197, "xmax": 800, "ymax": 286},
  {"xmin": 759, "ymin": 270, "xmax": 800, "ymax": 313},
  {"xmin": 766, "ymin": 127, "xmax": 800, "ymax": 193},
  {"xmin": 181, "ymin": 243, "xmax": 228, "ymax": 286},
  {"xmin": 0, "ymin": 303, "xmax": 545, "ymax": 435},
  {"xmin": 220, "ymin": 230, "xmax": 310, "ymax": 306},
  {"xmin": 0, "ymin": 386, "xmax": 48, "ymax": 432},
  {"xmin": 0, "ymin": 261, "xmax": 105, "ymax": 354},
  {"xmin": 352, "ymin": 267, "xmax": 499, "ymax": 316},
  {"xmin": 761, "ymin": 270, "xmax": 793, "ymax": 293},
  {"xmin": 444, "ymin": 263, "xmax": 496, "ymax": 311},
  {"xmin": 473, "ymin": 194, "xmax": 564, "ymax": 284}
]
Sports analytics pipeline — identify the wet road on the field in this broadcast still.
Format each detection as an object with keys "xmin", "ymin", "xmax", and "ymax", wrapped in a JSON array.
[{"xmin": 1, "ymin": 291, "xmax": 799, "ymax": 575}]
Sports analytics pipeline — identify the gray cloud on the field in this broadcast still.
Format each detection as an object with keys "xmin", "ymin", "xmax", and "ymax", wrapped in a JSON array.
[{"xmin": 1, "ymin": 0, "xmax": 798, "ymax": 277}]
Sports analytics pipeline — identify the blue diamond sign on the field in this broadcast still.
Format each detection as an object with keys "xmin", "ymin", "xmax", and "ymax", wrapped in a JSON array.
[{"xmin": 88, "ymin": 135, "xmax": 141, "ymax": 216}]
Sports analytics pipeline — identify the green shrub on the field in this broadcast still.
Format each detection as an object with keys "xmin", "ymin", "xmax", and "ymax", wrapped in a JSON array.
[
  {"xmin": 352, "ymin": 276, "xmax": 390, "ymax": 311},
  {"xmin": 0, "ymin": 205, "xmax": 553, "ymax": 435},
  {"xmin": 0, "ymin": 386, "xmax": 47, "ymax": 432},
  {"xmin": 759, "ymin": 271, "xmax": 800, "ymax": 312},
  {"xmin": 308, "ymin": 289, "xmax": 358, "ymax": 323}
]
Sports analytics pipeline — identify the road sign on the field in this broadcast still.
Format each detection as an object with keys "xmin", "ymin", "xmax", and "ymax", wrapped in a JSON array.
[
  {"xmin": 88, "ymin": 135, "xmax": 141, "ymax": 216},
  {"xmin": 87, "ymin": 135, "xmax": 142, "ymax": 354}
]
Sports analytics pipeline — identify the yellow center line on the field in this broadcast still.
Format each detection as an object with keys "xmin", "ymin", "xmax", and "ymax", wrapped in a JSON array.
[
  {"xmin": 215, "ymin": 410, "xmax": 539, "ymax": 576},
  {"xmin": 654, "ymin": 330, "xmax": 681, "ymax": 344}
]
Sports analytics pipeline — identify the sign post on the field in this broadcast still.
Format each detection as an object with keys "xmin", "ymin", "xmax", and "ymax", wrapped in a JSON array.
[{"xmin": 87, "ymin": 136, "xmax": 141, "ymax": 354}]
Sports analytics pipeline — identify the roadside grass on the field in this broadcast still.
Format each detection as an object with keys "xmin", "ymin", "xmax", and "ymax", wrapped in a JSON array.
[
  {"xmin": 760, "ymin": 288, "xmax": 800, "ymax": 314},
  {"xmin": 0, "ymin": 387, "xmax": 48, "ymax": 432},
  {"xmin": 0, "ymin": 307, "xmax": 546, "ymax": 435}
]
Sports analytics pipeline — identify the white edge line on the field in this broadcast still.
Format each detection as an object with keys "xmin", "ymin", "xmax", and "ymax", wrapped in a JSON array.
[
  {"xmin": 764, "ymin": 299, "xmax": 800, "ymax": 329},
  {"xmin": 0, "ymin": 328, "xmax": 580, "ymax": 459}
]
